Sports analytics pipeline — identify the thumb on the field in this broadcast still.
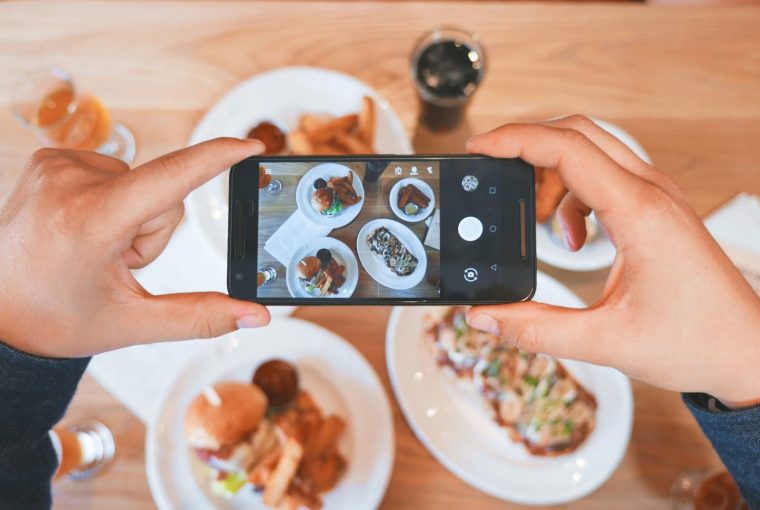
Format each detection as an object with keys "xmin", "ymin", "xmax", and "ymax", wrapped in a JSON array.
[
  {"xmin": 466, "ymin": 302, "xmax": 601, "ymax": 363},
  {"xmin": 131, "ymin": 292, "xmax": 271, "ymax": 343}
]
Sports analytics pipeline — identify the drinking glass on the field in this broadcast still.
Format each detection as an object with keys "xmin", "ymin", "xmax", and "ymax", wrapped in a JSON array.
[
  {"xmin": 257, "ymin": 266, "xmax": 277, "ymax": 287},
  {"xmin": 12, "ymin": 67, "xmax": 136, "ymax": 164},
  {"xmin": 50, "ymin": 419, "xmax": 116, "ymax": 481},
  {"xmin": 671, "ymin": 469, "xmax": 748, "ymax": 510},
  {"xmin": 259, "ymin": 166, "xmax": 282, "ymax": 195},
  {"xmin": 411, "ymin": 27, "xmax": 487, "ymax": 132}
]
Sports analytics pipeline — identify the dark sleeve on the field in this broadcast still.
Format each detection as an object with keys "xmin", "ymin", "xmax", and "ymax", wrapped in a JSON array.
[
  {"xmin": 0, "ymin": 341, "xmax": 90, "ymax": 510},
  {"xmin": 683, "ymin": 393, "xmax": 760, "ymax": 508}
]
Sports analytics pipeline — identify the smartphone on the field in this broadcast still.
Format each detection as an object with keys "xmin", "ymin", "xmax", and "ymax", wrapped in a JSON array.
[{"xmin": 228, "ymin": 155, "xmax": 535, "ymax": 305}]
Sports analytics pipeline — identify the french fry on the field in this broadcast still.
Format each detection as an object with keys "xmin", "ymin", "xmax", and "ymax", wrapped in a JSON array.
[
  {"xmin": 300, "ymin": 114, "xmax": 325, "ymax": 135},
  {"xmin": 263, "ymin": 437, "xmax": 303, "ymax": 507},
  {"xmin": 312, "ymin": 143, "xmax": 349, "ymax": 156},
  {"xmin": 358, "ymin": 96, "xmax": 375, "ymax": 147},
  {"xmin": 307, "ymin": 114, "xmax": 358, "ymax": 144},
  {"xmin": 334, "ymin": 131, "xmax": 373, "ymax": 155},
  {"xmin": 248, "ymin": 445, "xmax": 281, "ymax": 486},
  {"xmin": 305, "ymin": 415, "xmax": 345, "ymax": 460},
  {"xmin": 289, "ymin": 130, "xmax": 314, "ymax": 155}
]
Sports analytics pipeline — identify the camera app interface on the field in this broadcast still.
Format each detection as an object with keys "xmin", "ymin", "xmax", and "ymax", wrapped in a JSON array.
[{"xmin": 256, "ymin": 160, "xmax": 441, "ymax": 299}]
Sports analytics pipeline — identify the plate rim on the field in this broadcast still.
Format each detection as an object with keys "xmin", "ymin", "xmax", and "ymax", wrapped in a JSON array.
[
  {"xmin": 384, "ymin": 272, "xmax": 633, "ymax": 505},
  {"xmin": 145, "ymin": 317, "xmax": 396, "ymax": 510}
]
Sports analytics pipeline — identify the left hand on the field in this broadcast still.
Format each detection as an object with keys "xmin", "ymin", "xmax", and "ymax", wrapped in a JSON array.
[{"xmin": 0, "ymin": 138, "xmax": 270, "ymax": 358}]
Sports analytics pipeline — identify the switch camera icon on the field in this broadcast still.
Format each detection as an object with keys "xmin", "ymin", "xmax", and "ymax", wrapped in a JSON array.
[{"xmin": 463, "ymin": 267, "xmax": 479, "ymax": 283}]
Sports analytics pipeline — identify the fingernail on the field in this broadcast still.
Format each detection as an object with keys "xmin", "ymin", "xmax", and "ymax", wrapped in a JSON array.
[
  {"xmin": 468, "ymin": 314, "xmax": 500, "ymax": 335},
  {"xmin": 236, "ymin": 314, "xmax": 264, "ymax": 329}
]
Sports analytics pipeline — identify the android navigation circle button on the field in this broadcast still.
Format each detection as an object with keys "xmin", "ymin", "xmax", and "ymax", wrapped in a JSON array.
[{"xmin": 458, "ymin": 216, "xmax": 483, "ymax": 242}]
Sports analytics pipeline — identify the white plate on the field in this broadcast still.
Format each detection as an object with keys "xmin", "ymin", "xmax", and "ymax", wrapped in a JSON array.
[
  {"xmin": 295, "ymin": 164, "xmax": 365, "ymax": 228},
  {"xmin": 536, "ymin": 118, "xmax": 652, "ymax": 271},
  {"xmin": 185, "ymin": 66, "xmax": 413, "ymax": 259},
  {"xmin": 356, "ymin": 218, "xmax": 427, "ymax": 290},
  {"xmin": 146, "ymin": 318, "xmax": 394, "ymax": 510},
  {"xmin": 388, "ymin": 178, "xmax": 435, "ymax": 223},
  {"xmin": 285, "ymin": 237, "xmax": 359, "ymax": 298},
  {"xmin": 386, "ymin": 272, "xmax": 633, "ymax": 505}
]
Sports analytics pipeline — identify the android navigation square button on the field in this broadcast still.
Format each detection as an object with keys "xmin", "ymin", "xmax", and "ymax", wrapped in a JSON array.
[{"xmin": 458, "ymin": 216, "xmax": 483, "ymax": 242}]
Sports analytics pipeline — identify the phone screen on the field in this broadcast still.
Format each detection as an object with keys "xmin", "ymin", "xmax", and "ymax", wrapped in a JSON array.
[{"xmin": 229, "ymin": 156, "xmax": 535, "ymax": 304}]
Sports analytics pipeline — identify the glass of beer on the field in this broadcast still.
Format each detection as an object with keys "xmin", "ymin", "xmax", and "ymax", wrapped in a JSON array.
[
  {"xmin": 671, "ymin": 469, "xmax": 749, "ymax": 510},
  {"xmin": 12, "ymin": 67, "xmax": 136, "ymax": 163},
  {"xmin": 50, "ymin": 419, "xmax": 116, "ymax": 481},
  {"xmin": 411, "ymin": 28, "xmax": 487, "ymax": 132}
]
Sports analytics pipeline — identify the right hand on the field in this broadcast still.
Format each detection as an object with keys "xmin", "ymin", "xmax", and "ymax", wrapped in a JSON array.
[{"xmin": 466, "ymin": 115, "xmax": 760, "ymax": 408}]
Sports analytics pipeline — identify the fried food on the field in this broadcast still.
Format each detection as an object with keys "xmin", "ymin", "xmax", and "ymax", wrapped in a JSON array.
[
  {"xmin": 358, "ymin": 95, "xmax": 375, "ymax": 148},
  {"xmin": 397, "ymin": 184, "xmax": 431, "ymax": 212},
  {"xmin": 288, "ymin": 97, "xmax": 377, "ymax": 156}
]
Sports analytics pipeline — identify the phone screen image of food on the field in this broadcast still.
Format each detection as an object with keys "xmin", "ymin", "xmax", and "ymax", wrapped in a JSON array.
[{"xmin": 256, "ymin": 160, "xmax": 441, "ymax": 300}]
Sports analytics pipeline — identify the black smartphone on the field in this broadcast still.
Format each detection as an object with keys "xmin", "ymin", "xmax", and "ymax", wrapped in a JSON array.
[{"xmin": 228, "ymin": 155, "xmax": 535, "ymax": 305}]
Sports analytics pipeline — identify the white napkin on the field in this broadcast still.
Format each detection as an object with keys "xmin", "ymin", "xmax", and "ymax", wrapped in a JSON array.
[
  {"xmin": 86, "ymin": 215, "xmax": 293, "ymax": 423},
  {"xmin": 705, "ymin": 192, "xmax": 760, "ymax": 296},
  {"xmin": 264, "ymin": 210, "xmax": 332, "ymax": 265}
]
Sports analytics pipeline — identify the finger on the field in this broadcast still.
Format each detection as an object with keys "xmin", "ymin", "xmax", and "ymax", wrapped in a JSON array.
[
  {"xmin": 540, "ymin": 115, "xmax": 684, "ymax": 198},
  {"xmin": 66, "ymin": 150, "xmax": 131, "ymax": 174},
  {"xmin": 467, "ymin": 124, "xmax": 648, "ymax": 224},
  {"xmin": 466, "ymin": 302, "xmax": 607, "ymax": 364},
  {"xmin": 130, "ymin": 292, "xmax": 271, "ymax": 343},
  {"xmin": 112, "ymin": 138, "xmax": 264, "ymax": 225},
  {"xmin": 556, "ymin": 192, "xmax": 591, "ymax": 251},
  {"xmin": 123, "ymin": 203, "xmax": 184, "ymax": 268}
]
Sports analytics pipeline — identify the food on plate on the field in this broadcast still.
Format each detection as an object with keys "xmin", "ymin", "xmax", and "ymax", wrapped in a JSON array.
[
  {"xmin": 426, "ymin": 307, "xmax": 597, "ymax": 456},
  {"xmin": 247, "ymin": 121, "xmax": 287, "ymax": 155},
  {"xmin": 310, "ymin": 172, "xmax": 362, "ymax": 216},
  {"xmin": 297, "ymin": 249, "xmax": 346, "ymax": 296},
  {"xmin": 397, "ymin": 183, "xmax": 431, "ymax": 216},
  {"xmin": 185, "ymin": 361, "xmax": 347, "ymax": 509},
  {"xmin": 535, "ymin": 168, "xmax": 567, "ymax": 223},
  {"xmin": 289, "ymin": 96, "xmax": 376, "ymax": 155},
  {"xmin": 253, "ymin": 360, "xmax": 300, "ymax": 407},
  {"xmin": 367, "ymin": 227, "xmax": 418, "ymax": 277}
]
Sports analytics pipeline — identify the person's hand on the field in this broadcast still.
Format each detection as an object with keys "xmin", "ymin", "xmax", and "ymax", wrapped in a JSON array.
[
  {"xmin": 0, "ymin": 138, "xmax": 270, "ymax": 358},
  {"xmin": 466, "ymin": 116, "xmax": 760, "ymax": 408}
]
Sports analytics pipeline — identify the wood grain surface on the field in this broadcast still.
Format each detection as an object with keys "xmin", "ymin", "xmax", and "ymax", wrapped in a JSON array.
[{"xmin": 0, "ymin": 1, "xmax": 759, "ymax": 509}]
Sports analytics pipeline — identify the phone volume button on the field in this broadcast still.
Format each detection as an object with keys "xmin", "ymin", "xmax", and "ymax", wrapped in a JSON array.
[{"xmin": 234, "ymin": 201, "xmax": 245, "ymax": 260}]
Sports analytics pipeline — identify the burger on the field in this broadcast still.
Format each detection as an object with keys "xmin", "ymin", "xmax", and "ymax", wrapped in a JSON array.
[
  {"xmin": 311, "ymin": 185, "xmax": 343, "ymax": 216},
  {"xmin": 184, "ymin": 381, "xmax": 278, "ymax": 497}
]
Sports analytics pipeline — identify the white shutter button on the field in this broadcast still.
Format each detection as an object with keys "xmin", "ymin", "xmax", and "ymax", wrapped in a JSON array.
[{"xmin": 458, "ymin": 216, "xmax": 483, "ymax": 242}]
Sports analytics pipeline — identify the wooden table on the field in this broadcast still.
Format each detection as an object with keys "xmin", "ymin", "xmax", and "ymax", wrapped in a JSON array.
[{"xmin": 1, "ymin": 1, "xmax": 759, "ymax": 509}]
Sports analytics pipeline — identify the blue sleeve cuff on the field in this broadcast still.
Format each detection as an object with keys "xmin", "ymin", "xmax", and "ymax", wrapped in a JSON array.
[
  {"xmin": 683, "ymin": 393, "xmax": 760, "ymax": 508},
  {"xmin": 0, "ymin": 341, "xmax": 90, "ymax": 509}
]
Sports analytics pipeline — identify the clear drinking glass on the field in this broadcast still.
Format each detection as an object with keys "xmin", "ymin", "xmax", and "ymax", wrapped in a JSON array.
[
  {"xmin": 671, "ymin": 469, "xmax": 749, "ymax": 510},
  {"xmin": 257, "ymin": 266, "xmax": 277, "ymax": 287},
  {"xmin": 411, "ymin": 27, "xmax": 487, "ymax": 132},
  {"xmin": 12, "ymin": 67, "xmax": 136, "ymax": 163},
  {"xmin": 258, "ymin": 166, "xmax": 282, "ymax": 195},
  {"xmin": 50, "ymin": 419, "xmax": 116, "ymax": 481}
]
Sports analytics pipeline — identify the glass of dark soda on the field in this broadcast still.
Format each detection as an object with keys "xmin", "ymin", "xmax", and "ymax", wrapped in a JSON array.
[{"xmin": 411, "ymin": 28, "xmax": 486, "ymax": 132}]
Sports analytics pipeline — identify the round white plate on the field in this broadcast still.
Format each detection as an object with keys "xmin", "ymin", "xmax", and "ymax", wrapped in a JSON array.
[
  {"xmin": 147, "ymin": 319, "xmax": 394, "ymax": 510},
  {"xmin": 285, "ymin": 237, "xmax": 359, "ymax": 298},
  {"xmin": 185, "ymin": 66, "xmax": 413, "ymax": 259},
  {"xmin": 388, "ymin": 178, "xmax": 435, "ymax": 223},
  {"xmin": 536, "ymin": 118, "xmax": 652, "ymax": 272},
  {"xmin": 386, "ymin": 271, "xmax": 633, "ymax": 506},
  {"xmin": 295, "ymin": 163, "xmax": 365, "ymax": 228},
  {"xmin": 357, "ymin": 218, "xmax": 427, "ymax": 290}
]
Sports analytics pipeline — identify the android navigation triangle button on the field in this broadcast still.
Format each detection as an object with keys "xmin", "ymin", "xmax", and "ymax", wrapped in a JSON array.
[{"xmin": 491, "ymin": 264, "xmax": 498, "ymax": 272}]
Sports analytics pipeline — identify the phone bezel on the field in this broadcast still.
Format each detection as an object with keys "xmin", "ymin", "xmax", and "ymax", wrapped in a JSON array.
[{"xmin": 228, "ymin": 154, "xmax": 536, "ymax": 305}]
